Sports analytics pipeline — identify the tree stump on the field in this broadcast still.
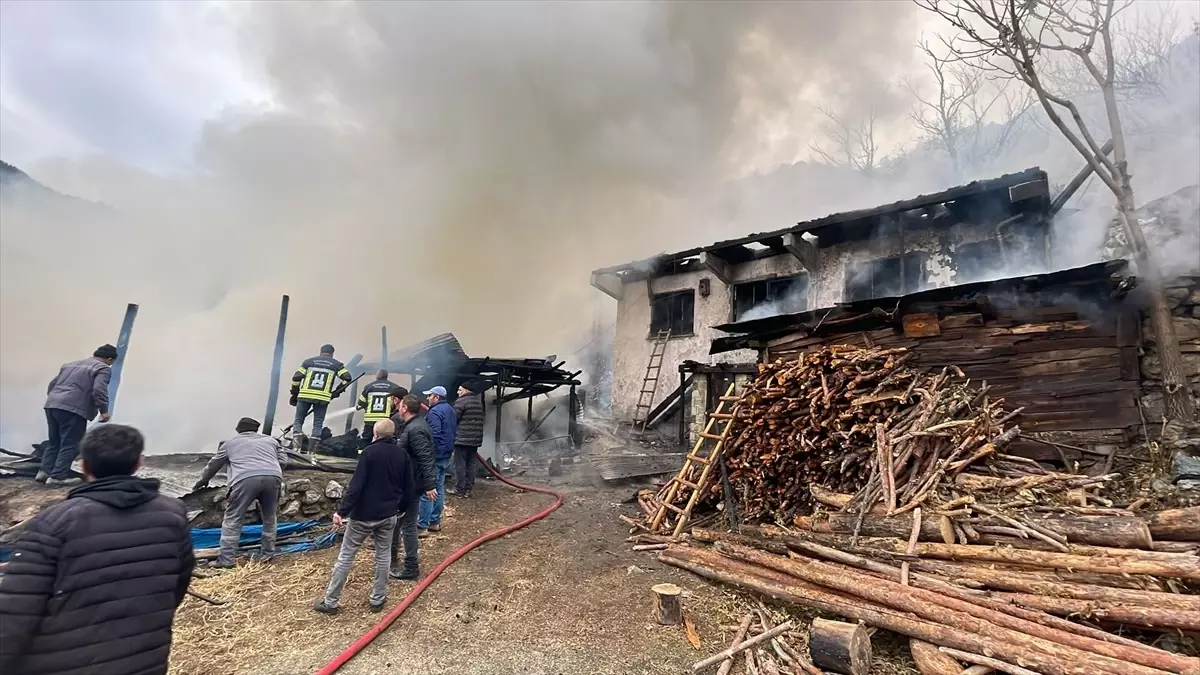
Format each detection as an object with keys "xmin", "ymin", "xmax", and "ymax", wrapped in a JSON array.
[
  {"xmin": 810, "ymin": 618, "xmax": 871, "ymax": 675},
  {"xmin": 652, "ymin": 583, "xmax": 683, "ymax": 625}
]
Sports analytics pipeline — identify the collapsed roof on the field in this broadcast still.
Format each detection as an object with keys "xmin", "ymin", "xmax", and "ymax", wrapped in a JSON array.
[
  {"xmin": 357, "ymin": 333, "xmax": 581, "ymax": 403},
  {"xmin": 591, "ymin": 167, "xmax": 1050, "ymax": 296}
]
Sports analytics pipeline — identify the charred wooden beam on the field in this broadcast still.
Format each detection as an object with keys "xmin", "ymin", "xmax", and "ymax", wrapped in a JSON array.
[{"xmin": 781, "ymin": 233, "xmax": 818, "ymax": 274}]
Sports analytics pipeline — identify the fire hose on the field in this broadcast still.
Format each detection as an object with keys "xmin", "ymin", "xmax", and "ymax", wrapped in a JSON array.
[{"xmin": 313, "ymin": 453, "xmax": 565, "ymax": 675}]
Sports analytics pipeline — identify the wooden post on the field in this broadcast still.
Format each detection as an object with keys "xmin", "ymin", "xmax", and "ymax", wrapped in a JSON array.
[
  {"xmin": 568, "ymin": 385, "xmax": 581, "ymax": 449},
  {"xmin": 652, "ymin": 583, "xmax": 684, "ymax": 625},
  {"xmin": 810, "ymin": 618, "xmax": 871, "ymax": 675},
  {"xmin": 107, "ymin": 302, "xmax": 139, "ymax": 418},
  {"xmin": 262, "ymin": 294, "xmax": 289, "ymax": 435}
]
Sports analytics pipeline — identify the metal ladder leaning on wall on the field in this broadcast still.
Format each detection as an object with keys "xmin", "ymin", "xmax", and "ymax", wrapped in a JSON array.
[
  {"xmin": 631, "ymin": 329, "xmax": 671, "ymax": 434},
  {"xmin": 650, "ymin": 382, "xmax": 739, "ymax": 536}
]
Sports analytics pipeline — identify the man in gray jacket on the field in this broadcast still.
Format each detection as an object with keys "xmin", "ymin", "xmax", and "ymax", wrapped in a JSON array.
[
  {"xmin": 194, "ymin": 417, "xmax": 289, "ymax": 568},
  {"xmin": 38, "ymin": 344, "xmax": 118, "ymax": 486}
]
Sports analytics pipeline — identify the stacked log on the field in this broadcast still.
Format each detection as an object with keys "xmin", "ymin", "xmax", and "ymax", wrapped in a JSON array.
[{"xmin": 662, "ymin": 529, "xmax": 1200, "ymax": 674}]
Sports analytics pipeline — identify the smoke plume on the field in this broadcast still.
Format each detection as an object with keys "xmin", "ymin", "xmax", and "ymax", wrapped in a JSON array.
[{"xmin": 0, "ymin": 1, "xmax": 923, "ymax": 453}]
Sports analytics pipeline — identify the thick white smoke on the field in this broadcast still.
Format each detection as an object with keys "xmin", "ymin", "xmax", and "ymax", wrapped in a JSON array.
[{"xmin": 0, "ymin": 1, "xmax": 924, "ymax": 453}]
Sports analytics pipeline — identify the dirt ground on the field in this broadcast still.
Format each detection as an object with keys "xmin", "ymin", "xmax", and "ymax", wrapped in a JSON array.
[{"xmin": 171, "ymin": 461, "xmax": 917, "ymax": 675}]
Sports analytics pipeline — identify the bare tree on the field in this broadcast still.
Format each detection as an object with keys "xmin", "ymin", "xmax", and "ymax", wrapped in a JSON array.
[
  {"xmin": 902, "ymin": 40, "xmax": 1032, "ymax": 175},
  {"xmin": 809, "ymin": 105, "xmax": 883, "ymax": 176},
  {"xmin": 916, "ymin": 0, "xmax": 1194, "ymax": 422}
]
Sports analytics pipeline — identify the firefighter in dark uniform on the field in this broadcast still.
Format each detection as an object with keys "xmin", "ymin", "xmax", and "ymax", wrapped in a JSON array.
[
  {"xmin": 290, "ymin": 344, "xmax": 352, "ymax": 442},
  {"xmin": 357, "ymin": 370, "xmax": 396, "ymax": 447}
]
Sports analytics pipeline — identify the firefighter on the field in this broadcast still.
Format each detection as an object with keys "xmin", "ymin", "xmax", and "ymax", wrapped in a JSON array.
[
  {"xmin": 290, "ymin": 344, "xmax": 352, "ymax": 442},
  {"xmin": 357, "ymin": 369, "xmax": 396, "ymax": 447}
]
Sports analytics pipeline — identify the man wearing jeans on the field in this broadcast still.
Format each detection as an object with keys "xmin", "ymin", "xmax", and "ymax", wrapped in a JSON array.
[
  {"xmin": 389, "ymin": 393, "xmax": 435, "ymax": 580},
  {"xmin": 39, "ymin": 344, "xmax": 117, "ymax": 486},
  {"xmin": 418, "ymin": 386, "xmax": 456, "ymax": 535},
  {"xmin": 314, "ymin": 419, "xmax": 411, "ymax": 614},
  {"xmin": 194, "ymin": 417, "xmax": 289, "ymax": 568}
]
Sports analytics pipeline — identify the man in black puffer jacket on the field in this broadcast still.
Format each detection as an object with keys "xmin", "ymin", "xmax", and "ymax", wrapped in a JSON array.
[
  {"xmin": 0, "ymin": 424, "xmax": 195, "ymax": 675},
  {"xmin": 388, "ymin": 392, "xmax": 437, "ymax": 580}
]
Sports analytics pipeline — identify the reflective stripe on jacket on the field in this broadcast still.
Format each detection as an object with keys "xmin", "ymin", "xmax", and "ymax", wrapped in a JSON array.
[
  {"xmin": 293, "ymin": 355, "xmax": 350, "ymax": 402},
  {"xmin": 358, "ymin": 379, "xmax": 395, "ymax": 422}
]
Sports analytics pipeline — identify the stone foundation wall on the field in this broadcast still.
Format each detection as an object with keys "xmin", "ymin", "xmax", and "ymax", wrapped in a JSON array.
[
  {"xmin": 183, "ymin": 472, "xmax": 347, "ymax": 528},
  {"xmin": 687, "ymin": 374, "xmax": 751, "ymax": 447}
]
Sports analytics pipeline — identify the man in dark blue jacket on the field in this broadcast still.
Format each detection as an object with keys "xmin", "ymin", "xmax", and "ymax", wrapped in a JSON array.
[
  {"xmin": 314, "ymin": 418, "xmax": 411, "ymax": 614},
  {"xmin": 417, "ymin": 386, "xmax": 456, "ymax": 534},
  {"xmin": 0, "ymin": 424, "xmax": 194, "ymax": 675}
]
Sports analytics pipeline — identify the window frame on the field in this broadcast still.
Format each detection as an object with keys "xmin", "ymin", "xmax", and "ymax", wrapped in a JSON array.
[
  {"xmin": 648, "ymin": 289, "xmax": 696, "ymax": 338},
  {"xmin": 732, "ymin": 273, "xmax": 810, "ymax": 322},
  {"xmin": 843, "ymin": 252, "xmax": 927, "ymax": 302}
]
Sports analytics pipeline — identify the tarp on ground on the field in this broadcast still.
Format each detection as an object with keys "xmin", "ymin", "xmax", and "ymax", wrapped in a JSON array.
[{"xmin": 190, "ymin": 520, "xmax": 337, "ymax": 553}]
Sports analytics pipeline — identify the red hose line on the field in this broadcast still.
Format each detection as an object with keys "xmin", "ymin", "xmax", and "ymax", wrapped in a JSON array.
[{"xmin": 314, "ymin": 454, "xmax": 565, "ymax": 675}]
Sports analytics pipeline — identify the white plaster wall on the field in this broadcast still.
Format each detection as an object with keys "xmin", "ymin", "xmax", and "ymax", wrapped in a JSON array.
[
  {"xmin": 608, "ymin": 221, "xmax": 1013, "ymax": 421},
  {"xmin": 612, "ymin": 271, "xmax": 756, "ymax": 420}
]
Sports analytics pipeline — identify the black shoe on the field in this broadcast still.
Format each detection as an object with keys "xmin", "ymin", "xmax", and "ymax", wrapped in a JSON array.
[
  {"xmin": 208, "ymin": 560, "xmax": 236, "ymax": 570},
  {"xmin": 369, "ymin": 600, "xmax": 386, "ymax": 613},
  {"xmin": 390, "ymin": 567, "xmax": 420, "ymax": 580},
  {"xmin": 313, "ymin": 600, "xmax": 339, "ymax": 615}
]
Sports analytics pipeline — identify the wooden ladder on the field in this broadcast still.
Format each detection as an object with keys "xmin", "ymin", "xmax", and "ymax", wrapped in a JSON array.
[
  {"xmin": 650, "ymin": 382, "xmax": 739, "ymax": 536},
  {"xmin": 631, "ymin": 329, "xmax": 671, "ymax": 433}
]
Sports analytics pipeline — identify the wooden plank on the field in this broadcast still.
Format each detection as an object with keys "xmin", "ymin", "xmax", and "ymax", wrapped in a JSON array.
[
  {"xmin": 1009, "ymin": 320, "xmax": 1093, "ymax": 335},
  {"xmin": 1116, "ymin": 308, "xmax": 1141, "ymax": 348},
  {"xmin": 902, "ymin": 313, "xmax": 942, "ymax": 338},
  {"xmin": 938, "ymin": 313, "xmax": 984, "ymax": 329},
  {"xmin": 589, "ymin": 453, "xmax": 687, "ymax": 481},
  {"xmin": 1013, "ymin": 337, "xmax": 1119, "ymax": 353},
  {"xmin": 1019, "ymin": 409, "xmax": 1139, "ymax": 432},
  {"xmin": 1119, "ymin": 346, "xmax": 1140, "ymax": 381}
]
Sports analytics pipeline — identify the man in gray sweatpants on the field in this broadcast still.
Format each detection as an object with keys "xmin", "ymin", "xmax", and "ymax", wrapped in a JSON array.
[{"xmin": 194, "ymin": 417, "xmax": 289, "ymax": 568}]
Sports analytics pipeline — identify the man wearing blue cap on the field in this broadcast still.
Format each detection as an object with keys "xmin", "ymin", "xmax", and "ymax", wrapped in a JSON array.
[{"xmin": 417, "ymin": 386, "xmax": 456, "ymax": 535}]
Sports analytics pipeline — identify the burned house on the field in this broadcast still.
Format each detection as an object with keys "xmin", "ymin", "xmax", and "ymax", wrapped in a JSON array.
[{"xmin": 591, "ymin": 167, "xmax": 1057, "ymax": 431}]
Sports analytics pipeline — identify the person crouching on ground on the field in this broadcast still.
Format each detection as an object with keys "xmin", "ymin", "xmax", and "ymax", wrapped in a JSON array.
[
  {"xmin": 193, "ymin": 417, "xmax": 289, "ymax": 568},
  {"xmin": 449, "ymin": 382, "xmax": 484, "ymax": 498},
  {"xmin": 389, "ymin": 393, "xmax": 437, "ymax": 579},
  {"xmin": 314, "ymin": 418, "xmax": 411, "ymax": 614},
  {"xmin": 0, "ymin": 424, "xmax": 195, "ymax": 675},
  {"xmin": 418, "ymin": 385, "xmax": 457, "ymax": 535}
]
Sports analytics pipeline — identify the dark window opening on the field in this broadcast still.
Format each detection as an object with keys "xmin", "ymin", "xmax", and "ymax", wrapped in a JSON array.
[
  {"xmin": 956, "ymin": 239, "xmax": 1005, "ymax": 282},
  {"xmin": 650, "ymin": 290, "xmax": 695, "ymax": 336},
  {"xmin": 733, "ymin": 275, "xmax": 809, "ymax": 321},
  {"xmin": 844, "ymin": 252, "xmax": 927, "ymax": 302}
]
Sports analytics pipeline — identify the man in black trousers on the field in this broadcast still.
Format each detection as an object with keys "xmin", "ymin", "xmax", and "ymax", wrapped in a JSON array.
[{"xmin": 38, "ymin": 344, "xmax": 118, "ymax": 486}]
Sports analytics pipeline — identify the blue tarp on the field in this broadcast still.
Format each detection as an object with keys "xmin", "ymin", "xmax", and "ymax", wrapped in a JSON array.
[{"xmin": 190, "ymin": 520, "xmax": 338, "ymax": 554}]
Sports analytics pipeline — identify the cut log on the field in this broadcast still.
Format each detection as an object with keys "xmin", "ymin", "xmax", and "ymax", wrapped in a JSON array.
[
  {"xmin": 910, "ymin": 639, "xmax": 963, "ymax": 675},
  {"xmin": 652, "ymin": 583, "xmax": 683, "ymax": 626},
  {"xmin": 1146, "ymin": 507, "xmax": 1200, "ymax": 542},
  {"xmin": 904, "ymin": 559, "xmax": 1200, "ymax": 613},
  {"xmin": 992, "ymin": 591, "xmax": 1200, "ymax": 631},
  {"xmin": 812, "ymin": 512, "xmax": 1152, "ymax": 549},
  {"xmin": 715, "ymin": 541, "xmax": 1197, "ymax": 674},
  {"xmin": 810, "ymin": 618, "xmax": 871, "ymax": 675},
  {"xmin": 740, "ymin": 526, "xmax": 1200, "ymax": 580},
  {"xmin": 660, "ymin": 546, "xmax": 1172, "ymax": 675},
  {"xmin": 692, "ymin": 527, "xmax": 1170, "ymax": 589},
  {"xmin": 779, "ymin": 537, "xmax": 1188, "ymax": 667},
  {"xmin": 940, "ymin": 647, "xmax": 1039, "ymax": 675}
]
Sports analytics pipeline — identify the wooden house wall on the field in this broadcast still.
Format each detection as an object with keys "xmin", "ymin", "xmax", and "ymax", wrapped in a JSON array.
[{"xmin": 762, "ymin": 304, "xmax": 1141, "ymax": 458}]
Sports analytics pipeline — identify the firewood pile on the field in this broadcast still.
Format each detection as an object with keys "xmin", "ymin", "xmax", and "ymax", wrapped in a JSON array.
[
  {"xmin": 659, "ymin": 518, "xmax": 1199, "ymax": 674},
  {"xmin": 623, "ymin": 345, "xmax": 1200, "ymax": 672},
  {"xmin": 719, "ymin": 344, "xmax": 1026, "ymax": 523}
]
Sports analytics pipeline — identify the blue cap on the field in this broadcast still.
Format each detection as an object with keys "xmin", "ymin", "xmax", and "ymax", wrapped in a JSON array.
[{"xmin": 423, "ymin": 385, "xmax": 448, "ymax": 398}]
